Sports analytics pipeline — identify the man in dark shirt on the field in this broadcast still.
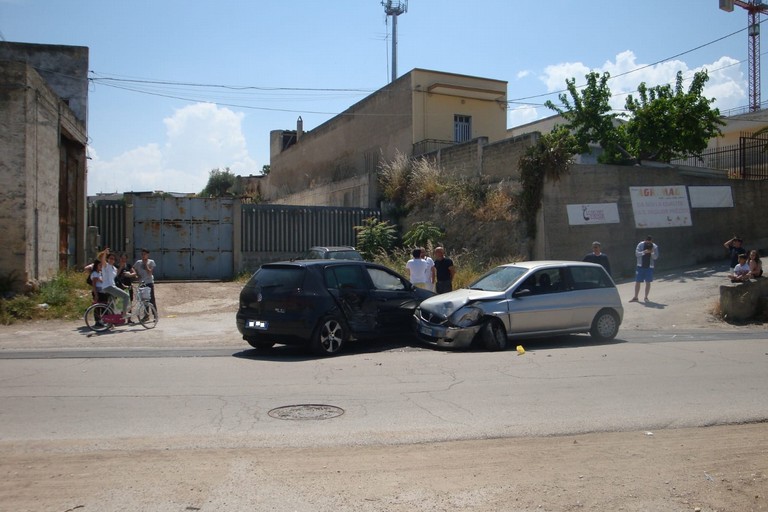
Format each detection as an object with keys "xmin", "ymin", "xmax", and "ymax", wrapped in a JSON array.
[
  {"xmin": 723, "ymin": 236, "xmax": 746, "ymax": 269},
  {"xmin": 583, "ymin": 241, "xmax": 612, "ymax": 277},
  {"xmin": 432, "ymin": 247, "xmax": 455, "ymax": 294}
]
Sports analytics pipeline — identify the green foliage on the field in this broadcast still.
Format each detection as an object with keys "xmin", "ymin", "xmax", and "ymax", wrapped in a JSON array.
[
  {"xmin": 545, "ymin": 71, "xmax": 620, "ymax": 157},
  {"xmin": 354, "ymin": 217, "xmax": 397, "ymax": 260},
  {"xmin": 623, "ymin": 71, "xmax": 725, "ymax": 163},
  {"xmin": 519, "ymin": 127, "xmax": 579, "ymax": 238},
  {"xmin": 403, "ymin": 221, "xmax": 444, "ymax": 249},
  {"xmin": 200, "ymin": 168, "xmax": 237, "ymax": 197},
  {"xmin": 545, "ymin": 70, "xmax": 724, "ymax": 165},
  {"xmin": 0, "ymin": 269, "xmax": 94, "ymax": 325},
  {"xmin": 261, "ymin": 164, "xmax": 271, "ymax": 175}
]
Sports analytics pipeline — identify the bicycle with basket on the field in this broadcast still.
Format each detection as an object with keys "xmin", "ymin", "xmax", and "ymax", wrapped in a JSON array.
[{"xmin": 84, "ymin": 282, "xmax": 159, "ymax": 332}]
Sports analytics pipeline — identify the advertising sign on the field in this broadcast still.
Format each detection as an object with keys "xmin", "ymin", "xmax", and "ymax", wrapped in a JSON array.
[
  {"xmin": 629, "ymin": 186, "xmax": 691, "ymax": 228},
  {"xmin": 566, "ymin": 203, "xmax": 620, "ymax": 225}
]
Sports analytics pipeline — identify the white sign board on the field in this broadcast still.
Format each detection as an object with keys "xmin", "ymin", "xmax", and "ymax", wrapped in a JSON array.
[
  {"xmin": 688, "ymin": 186, "xmax": 734, "ymax": 208},
  {"xmin": 629, "ymin": 186, "xmax": 692, "ymax": 228},
  {"xmin": 566, "ymin": 203, "xmax": 620, "ymax": 225}
]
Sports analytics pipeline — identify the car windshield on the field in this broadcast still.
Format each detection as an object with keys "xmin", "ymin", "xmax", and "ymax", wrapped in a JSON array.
[
  {"xmin": 468, "ymin": 265, "xmax": 528, "ymax": 292},
  {"xmin": 327, "ymin": 250, "xmax": 363, "ymax": 261}
]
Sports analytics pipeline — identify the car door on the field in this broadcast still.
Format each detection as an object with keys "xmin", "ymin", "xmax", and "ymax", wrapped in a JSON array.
[
  {"xmin": 566, "ymin": 265, "xmax": 617, "ymax": 328},
  {"xmin": 508, "ymin": 267, "xmax": 572, "ymax": 334},
  {"xmin": 324, "ymin": 264, "xmax": 377, "ymax": 333},
  {"xmin": 365, "ymin": 266, "xmax": 419, "ymax": 333}
]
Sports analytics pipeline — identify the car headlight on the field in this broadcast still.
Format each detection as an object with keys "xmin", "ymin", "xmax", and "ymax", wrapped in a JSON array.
[{"xmin": 450, "ymin": 306, "xmax": 483, "ymax": 328}]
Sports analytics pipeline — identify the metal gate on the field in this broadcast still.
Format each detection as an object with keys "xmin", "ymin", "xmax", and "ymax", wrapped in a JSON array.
[{"xmin": 132, "ymin": 196, "xmax": 234, "ymax": 280}]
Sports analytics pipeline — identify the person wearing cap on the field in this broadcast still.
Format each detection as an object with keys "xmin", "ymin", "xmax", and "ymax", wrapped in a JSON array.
[
  {"xmin": 630, "ymin": 235, "xmax": 659, "ymax": 303},
  {"xmin": 582, "ymin": 241, "xmax": 611, "ymax": 277},
  {"xmin": 723, "ymin": 236, "xmax": 746, "ymax": 270}
]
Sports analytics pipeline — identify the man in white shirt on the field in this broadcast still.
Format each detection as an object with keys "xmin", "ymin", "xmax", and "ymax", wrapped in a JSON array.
[
  {"xmin": 134, "ymin": 248, "xmax": 157, "ymax": 309},
  {"xmin": 406, "ymin": 249, "xmax": 430, "ymax": 289}
]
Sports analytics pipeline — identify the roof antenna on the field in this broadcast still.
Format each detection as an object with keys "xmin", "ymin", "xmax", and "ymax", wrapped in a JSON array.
[{"xmin": 381, "ymin": 0, "xmax": 407, "ymax": 83}]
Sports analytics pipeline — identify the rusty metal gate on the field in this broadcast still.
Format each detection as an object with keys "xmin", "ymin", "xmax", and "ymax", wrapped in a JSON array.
[{"xmin": 132, "ymin": 196, "xmax": 234, "ymax": 280}]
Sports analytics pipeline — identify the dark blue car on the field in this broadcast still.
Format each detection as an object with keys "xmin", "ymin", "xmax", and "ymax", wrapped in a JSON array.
[{"xmin": 236, "ymin": 260, "xmax": 434, "ymax": 356}]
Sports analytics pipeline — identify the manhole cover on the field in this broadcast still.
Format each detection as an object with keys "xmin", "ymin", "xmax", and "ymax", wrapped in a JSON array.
[{"xmin": 268, "ymin": 404, "xmax": 345, "ymax": 421}]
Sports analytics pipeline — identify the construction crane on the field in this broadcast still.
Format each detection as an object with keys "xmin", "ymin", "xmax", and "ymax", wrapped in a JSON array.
[
  {"xmin": 382, "ymin": 0, "xmax": 407, "ymax": 83},
  {"xmin": 720, "ymin": 0, "xmax": 768, "ymax": 111}
]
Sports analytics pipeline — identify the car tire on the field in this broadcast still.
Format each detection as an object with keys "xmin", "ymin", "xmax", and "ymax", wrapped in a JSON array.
[
  {"xmin": 311, "ymin": 316, "xmax": 348, "ymax": 356},
  {"xmin": 481, "ymin": 319, "xmax": 508, "ymax": 351},
  {"xmin": 246, "ymin": 338, "xmax": 275, "ymax": 350},
  {"xmin": 590, "ymin": 309, "xmax": 620, "ymax": 341}
]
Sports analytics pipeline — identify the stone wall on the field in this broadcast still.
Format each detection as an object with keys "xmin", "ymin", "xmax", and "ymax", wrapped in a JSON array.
[{"xmin": 538, "ymin": 165, "xmax": 768, "ymax": 279}]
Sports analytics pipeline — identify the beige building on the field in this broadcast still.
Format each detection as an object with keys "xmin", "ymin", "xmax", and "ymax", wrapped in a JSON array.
[
  {"xmin": 0, "ymin": 42, "xmax": 89, "ymax": 291},
  {"xmin": 264, "ymin": 69, "xmax": 508, "ymax": 207}
]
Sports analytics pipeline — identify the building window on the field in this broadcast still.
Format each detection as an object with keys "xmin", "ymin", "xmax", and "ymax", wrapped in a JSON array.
[{"xmin": 454, "ymin": 115, "xmax": 472, "ymax": 143}]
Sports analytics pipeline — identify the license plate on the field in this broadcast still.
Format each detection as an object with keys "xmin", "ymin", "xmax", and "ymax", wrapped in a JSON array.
[
  {"xmin": 419, "ymin": 323, "xmax": 440, "ymax": 337},
  {"xmin": 247, "ymin": 319, "xmax": 268, "ymax": 330}
]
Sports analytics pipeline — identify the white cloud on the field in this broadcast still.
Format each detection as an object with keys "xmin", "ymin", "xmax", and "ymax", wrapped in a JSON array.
[
  {"xmin": 538, "ymin": 50, "xmax": 746, "ymax": 117},
  {"xmin": 516, "ymin": 70, "xmax": 531, "ymax": 79},
  {"xmin": 88, "ymin": 103, "xmax": 258, "ymax": 194}
]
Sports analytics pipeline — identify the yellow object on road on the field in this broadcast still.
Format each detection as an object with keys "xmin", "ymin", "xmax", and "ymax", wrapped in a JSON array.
[{"xmin": 516, "ymin": 345, "xmax": 525, "ymax": 355}]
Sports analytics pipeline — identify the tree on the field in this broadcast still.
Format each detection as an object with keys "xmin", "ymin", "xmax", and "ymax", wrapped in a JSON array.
[
  {"xmin": 402, "ymin": 221, "xmax": 444, "ymax": 249},
  {"xmin": 623, "ymin": 71, "xmax": 725, "ymax": 163},
  {"xmin": 544, "ymin": 72, "xmax": 621, "ymax": 159},
  {"xmin": 354, "ymin": 217, "xmax": 397, "ymax": 260},
  {"xmin": 200, "ymin": 168, "xmax": 236, "ymax": 197},
  {"xmin": 546, "ymin": 70, "xmax": 724, "ymax": 165}
]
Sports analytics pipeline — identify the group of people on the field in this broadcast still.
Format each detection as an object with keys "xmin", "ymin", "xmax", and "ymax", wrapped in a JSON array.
[
  {"xmin": 724, "ymin": 236, "xmax": 763, "ymax": 282},
  {"xmin": 405, "ymin": 246, "xmax": 455, "ymax": 294},
  {"xmin": 87, "ymin": 248, "xmax": 157, "ymax": 319}
]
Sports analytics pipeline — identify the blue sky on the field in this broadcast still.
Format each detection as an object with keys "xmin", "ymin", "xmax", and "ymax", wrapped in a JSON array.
[{"xmin": 1, "ymin": 0, "xmax": 757, "ymax": 193}]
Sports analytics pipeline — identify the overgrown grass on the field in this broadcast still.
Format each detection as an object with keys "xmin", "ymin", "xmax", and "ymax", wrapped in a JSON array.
[{"xmin": 0, "ymin": 269, "xmax": 93, "ymax": 325}]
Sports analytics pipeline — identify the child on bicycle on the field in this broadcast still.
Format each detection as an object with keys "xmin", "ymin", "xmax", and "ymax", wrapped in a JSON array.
[{"xmin": 99, "ymin": 248, "xmax": 130, "ymax": 319}]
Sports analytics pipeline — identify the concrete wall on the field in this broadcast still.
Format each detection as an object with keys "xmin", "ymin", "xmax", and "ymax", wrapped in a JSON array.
[
  {"xmin": 270, "ymin": 174, "xmax": 374, "ymax": 208},
  {"xmin": 0, "ymin": 57, "xmax": 87, "ymax": 289},
  {"xmin": 537, "ymin": 164, "xmax": 768, "ymax": 279},
  {"xmin": 0, "ymin": 42, "xmax": 89, "ymax": 125}
]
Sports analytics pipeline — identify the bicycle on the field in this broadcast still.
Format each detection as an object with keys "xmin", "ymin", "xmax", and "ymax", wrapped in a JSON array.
[{"xmin": 84, "ymin": 283, "xmax": 159, "ymax": 332}]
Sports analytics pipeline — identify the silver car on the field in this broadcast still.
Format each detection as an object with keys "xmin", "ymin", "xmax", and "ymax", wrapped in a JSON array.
[{"xmin": 414, "ymin": 260, "xmax": 624, "ymax": 351}]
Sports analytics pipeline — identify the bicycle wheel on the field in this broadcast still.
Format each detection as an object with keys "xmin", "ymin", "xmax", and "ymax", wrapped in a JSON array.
[
  {"xmin": 137, "ymin": 302, "xmax": 158, "ymax": 329},
  {"xmin": 84, "ymin": 303, "xmax": 113, "ymax": 332}
]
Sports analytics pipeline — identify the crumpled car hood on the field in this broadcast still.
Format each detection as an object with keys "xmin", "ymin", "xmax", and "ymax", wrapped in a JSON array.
[{"xmin": 418, "ymin": 288, "xmax": 503, "ymax": 317}]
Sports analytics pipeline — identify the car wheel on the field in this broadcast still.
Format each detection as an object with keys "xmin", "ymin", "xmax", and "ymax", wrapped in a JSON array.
[
  {"xmin": 246, "ymin": 338, "xmax": 275, "ymax": 350},
  {"xmin": 311, "ymin": 316, "xmax": 348, "ymax": 356},
  {"xmin": 590, "ymin": 309, "xmax": 620, "ymax": 341},
  {"xmin": 481, "ymin": 319, "xmax": 508, "ymax": 351}
]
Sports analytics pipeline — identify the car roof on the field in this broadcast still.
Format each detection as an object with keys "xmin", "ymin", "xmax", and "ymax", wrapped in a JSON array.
[
  {"xmin": 309, "ymin": 246, "xmax": 356, "ymax": 251},
  {"xmin": 498, "ymin": 260, "xmax": 604, "ymax": 270}
]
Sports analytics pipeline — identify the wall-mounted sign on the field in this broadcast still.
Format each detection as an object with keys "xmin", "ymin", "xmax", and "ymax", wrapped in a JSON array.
[
  {"xmin": 566, "ymin": 203, "xmax": 620, "ymax": 225},
  {"xmin": 688, "ymin": 186, "xmax": 734, "ymax": 208},
  {"xmin": 629, "ymin": 186, "xmax": 691, "ymax": 228}
]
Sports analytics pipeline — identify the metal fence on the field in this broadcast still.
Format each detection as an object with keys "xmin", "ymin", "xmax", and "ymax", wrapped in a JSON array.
[
  {"xmin": 671, "ymin": 132, "xmax": 768, "ymax": 180},
  {"xmin": 240, "ymin": 204, "xmax": 380, "ymax": 253},
  {"xmin": 86, "ymin": 200, "xmax": 126, "ymax": 252}
]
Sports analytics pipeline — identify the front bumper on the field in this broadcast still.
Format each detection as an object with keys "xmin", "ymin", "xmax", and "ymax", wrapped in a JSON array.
[{"xmin": 413, "ymin": 311, "xmax": 481, "ymax": 349}]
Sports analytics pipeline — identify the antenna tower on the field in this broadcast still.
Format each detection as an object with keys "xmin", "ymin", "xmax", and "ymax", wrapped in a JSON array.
[
  {"xmin": 382, "ymin": 0, "xmax": 408, "ymax": 83},
  {"xmin": 720, "ymin": 0, "xmax": 768, "ymax": 111}
]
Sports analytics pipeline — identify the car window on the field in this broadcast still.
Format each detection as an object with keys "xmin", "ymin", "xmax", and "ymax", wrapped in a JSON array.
[
  {"xmin": 367, "ymin": 267, "xmax": 408, "ymax": 291},
  {"xmin": 570, "ymin": 266, "xmax": 614, "ymax": 290},
  {"xmin": 249, "ymin": 266, "xmax": 304, "ymax": 288},
  {"xmin": 328, "ymin": 250, "xmax": 364, "ymax": 261},
  {"xmin": 530, "ymin": 269, "xmax": 564, "ymax": 294},
  {"xmin": 469, "ymin": 266, "xmax": 527, "ymax": 292},
  {"xmin": 324, "ymin": 265, "xmax": 369, "ymax": 290}
]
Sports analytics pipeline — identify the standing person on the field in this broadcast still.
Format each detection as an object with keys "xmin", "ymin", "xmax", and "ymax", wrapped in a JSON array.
[
  {"xmin": 116, "ymin": 253, "xmax": 136, "ymax": 302},
  {"xmin": 421, "ymin": 247, "xmax": 435, "ymax": 292},
  {"xmin": 629, "ymin": 236, "xmax": 659, "ymax": 303},
  {"xmin": 432, "ymin": 247, "xmax": 456, "ymax": 294},
  {"xmin": 89, "ymin": 259, "xmax": 105, "ymax": 303},
  {"xmin": 99, "ymin": 248, "xmax": 130, "ymax": 318},
  {"xmin": 582, "ymin": 241, "xmax": 611, "ymax": 277},
  {"xmin": 406, "ymin": 249, "xmax": 430, "ymax": 289},
  {"xmin": 723, "ymin": 236, "xmax": 746, "ymax": 269},
  {"xmin": 134, "ymin": 248, "xmax": 157, "ymax": 309}
]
